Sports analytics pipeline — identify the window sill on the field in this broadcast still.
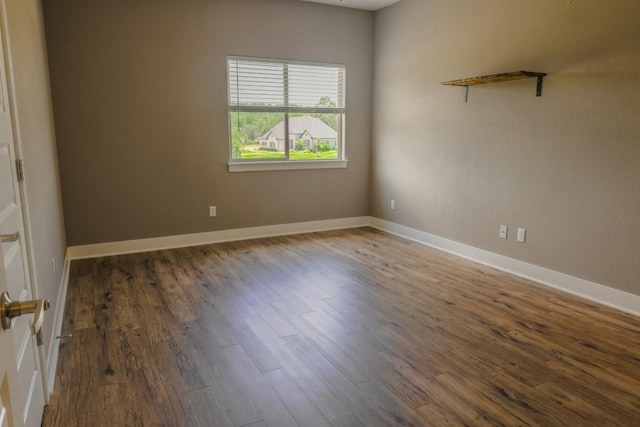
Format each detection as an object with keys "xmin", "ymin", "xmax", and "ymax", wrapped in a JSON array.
[{"xmin": 228, "ymin": 160, "xmax": 348, "ymax": 173}]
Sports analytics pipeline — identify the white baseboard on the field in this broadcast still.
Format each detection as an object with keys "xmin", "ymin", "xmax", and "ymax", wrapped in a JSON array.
[
  {"xmin": 66, "ymin": 216, "xmax": 371, "ymax": 260},
  {"xmin": 369, "ymin": 217, "xmax": 640, "ymax": 317},
  {"xmin": 45, "ymin": 258, "xmax": 71, "ymax": 396}
]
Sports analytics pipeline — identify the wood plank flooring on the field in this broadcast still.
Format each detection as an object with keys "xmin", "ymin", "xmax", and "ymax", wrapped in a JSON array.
[{"xmin": 42, "ymin": 227, "xmax": 640, "ymax": 426}]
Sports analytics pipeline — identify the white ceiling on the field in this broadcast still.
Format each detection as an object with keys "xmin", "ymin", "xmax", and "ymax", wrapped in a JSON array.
[{"xmin": 300, "ymin": 0, "xmax": 400, "ymax": 11}]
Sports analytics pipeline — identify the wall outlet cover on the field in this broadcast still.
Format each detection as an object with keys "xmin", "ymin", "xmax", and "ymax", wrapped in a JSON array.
[{"xmin": 517, "ymin": 227, "xmax": 526, "ymax": 242}]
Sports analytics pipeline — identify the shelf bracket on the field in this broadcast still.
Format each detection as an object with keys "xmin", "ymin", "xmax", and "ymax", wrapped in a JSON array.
[{"xmin": 536, "ymin": 75, "xmax": 544, "ymax": 97}]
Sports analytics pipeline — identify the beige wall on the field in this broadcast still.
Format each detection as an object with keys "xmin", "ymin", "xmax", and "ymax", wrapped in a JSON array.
[
  {"xmin": 372, "ymin": 0, "xmax": 640, "ymax": 295},
  {"xmin": 42, "ymin": 0, "xmax": 373, "ymax": 246},
  {"xmin": 4, "ymin": 0, "xmax": 66, "ymax": 356}
]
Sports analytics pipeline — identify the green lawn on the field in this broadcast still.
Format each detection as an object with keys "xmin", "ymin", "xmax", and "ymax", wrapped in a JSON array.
[{"xmin": 238, "ymin": 150, "xmax": 338, "ymax": 160}]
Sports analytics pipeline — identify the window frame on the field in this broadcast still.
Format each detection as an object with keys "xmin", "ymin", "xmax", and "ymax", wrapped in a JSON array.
[{"xmin": 227, "ymin": 55, "xmax": 347, "ymax": 172}]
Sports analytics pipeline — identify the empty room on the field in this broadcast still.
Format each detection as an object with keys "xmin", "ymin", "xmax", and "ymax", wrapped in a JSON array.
[{"xmin": 0, "ymin": 0, "xmax": 638, "ymax": 426}]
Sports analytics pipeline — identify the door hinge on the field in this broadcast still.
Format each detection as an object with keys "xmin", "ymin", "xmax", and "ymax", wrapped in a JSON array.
[{"xmin": 15, "ymin": 159, "xmax": 24, "ymax": 182}]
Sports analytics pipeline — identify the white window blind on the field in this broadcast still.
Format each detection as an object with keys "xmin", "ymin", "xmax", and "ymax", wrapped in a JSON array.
[{"xmin": 228, "ymin": 57, "xmax": 345, "ymax": 113}]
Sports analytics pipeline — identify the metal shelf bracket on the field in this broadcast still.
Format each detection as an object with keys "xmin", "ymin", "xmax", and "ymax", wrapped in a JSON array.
[{"xmin": 536, "ymin": 75, "xmax": 544, "ymax": 97}]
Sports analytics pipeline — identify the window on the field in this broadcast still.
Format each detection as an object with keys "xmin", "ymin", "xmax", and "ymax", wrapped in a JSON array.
[{"xmin": 227, "ymin": 56, "xmax": 346, "ymax": 171}]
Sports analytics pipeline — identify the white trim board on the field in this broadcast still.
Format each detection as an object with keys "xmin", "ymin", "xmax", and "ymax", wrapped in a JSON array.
[
  {"xmin": 46, "ymin": 258, "xmax": 70, "ymax": 396},
  {"xmin": 369, "ymin": 217, "xmax": 640, "ymax": 318},
  {"xmin": 228, "ymin": 159, "xmax": 348, "ymax": 172},
  {"xmin": 66, "ymin": 216, "xmax": 371, "ymax": 260},
  {"xmin": 64, "ymin": 215, "xmax": 640, "ymax": 318}
]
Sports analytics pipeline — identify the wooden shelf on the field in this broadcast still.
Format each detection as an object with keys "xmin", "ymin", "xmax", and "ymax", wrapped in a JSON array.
[
  {"xmin": 441, "ymin": 70, "xmax": 547, "ymax": 102},
  {"xmin": 441, "ymin": 71, "xmax": 546, "ymax": 86}
]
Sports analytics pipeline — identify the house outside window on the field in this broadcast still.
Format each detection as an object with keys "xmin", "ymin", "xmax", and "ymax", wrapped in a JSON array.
[{"xmin": 227, "ymin": 56, "xmax": 346, "ymax": 171}]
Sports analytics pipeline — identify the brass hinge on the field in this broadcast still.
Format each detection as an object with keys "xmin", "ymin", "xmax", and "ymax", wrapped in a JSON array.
[{"xmin": 15, "ymin": 159, "xmax": 24, "ymax": 182}]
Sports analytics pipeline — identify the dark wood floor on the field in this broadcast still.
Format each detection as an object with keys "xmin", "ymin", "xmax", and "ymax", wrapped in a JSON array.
[{"xmin": 43, "ymin": 227, "xmax": 640, "ymax": 426}]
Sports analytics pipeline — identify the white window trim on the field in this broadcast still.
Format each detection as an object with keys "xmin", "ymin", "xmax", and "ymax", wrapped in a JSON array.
[
  {"xmin": 227, "ymin": 55, "xmax": 346, "ymax": 168},
  {"xmin": 228, "ymin": 159, "xmax": 348, "ymax": 173}
]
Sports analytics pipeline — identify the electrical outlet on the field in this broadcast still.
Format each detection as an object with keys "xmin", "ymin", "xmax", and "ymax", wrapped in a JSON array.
[
  {"xmin": 517, "ymin": 228, "xmax": 526, "ymax": 242},
  {"xmin": 209, "ymin": 206, "xmax": 217, "ymax": 217},
  {"xmin": 499, "ymin": 224, "xmax": 508, "ymax": 239},
  {"xmin": 390, "ymin": 199, "xmax": 396, "ymax": 210}
]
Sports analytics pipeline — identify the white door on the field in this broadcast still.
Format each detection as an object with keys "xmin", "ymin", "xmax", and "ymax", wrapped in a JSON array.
[
  {"xmin": 0, "ymin": 0, "xmax": 45, "ymax": 424},
  {"xmin": 0, "ymin": 262, "xmax": 23, "ymax": 427}
]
